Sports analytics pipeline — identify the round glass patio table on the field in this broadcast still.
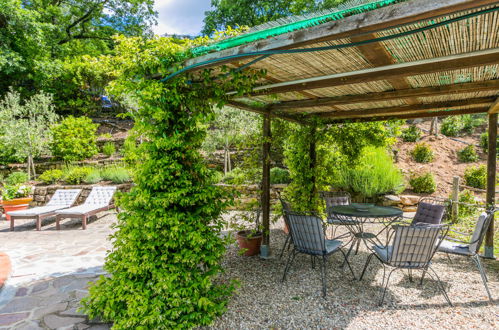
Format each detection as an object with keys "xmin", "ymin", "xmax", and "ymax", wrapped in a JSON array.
[{"xmin": 328, "ymin": 203, "xmax": 403, "ymax": 269}]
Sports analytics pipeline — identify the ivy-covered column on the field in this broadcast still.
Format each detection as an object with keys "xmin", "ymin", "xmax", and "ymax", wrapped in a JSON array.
[
  {"xmin": 309, "ymin": 122, "xmax": 318, "ymax": 206},
  {"xmin": 485, "ymin": 112, "xmax": 497, "ymax": 258},
  {"xmin": 261, "ymin": 112, "xmax": 271, "ymax": 257}
]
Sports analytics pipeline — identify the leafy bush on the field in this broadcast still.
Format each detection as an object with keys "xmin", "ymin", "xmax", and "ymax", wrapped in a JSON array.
[
  {"xmin": 50, "ymin": 116, "xmax": 99, "ymax": 161},
  {"xmin": 222, "ymin": 167, "xmax": 248, "ymax": 185},
  {"xmin": 270, "ymin": 167, "xmax": 291, "ymax": 184},
  {"xmin": 1, "ymin": 184, "xmax": 31, "ymax": 201},
  {"xmin": 461, "ymin": 114, "xmax": 484, "ymax": 134},
  {"xmin": 84, "ymin": 168, "xmax": 103, "ymax": 184},
  {"xmin": 401, "ymin": 125, "xmax": 421, "ymax": 142},
  {"xmin": 457, "ymin": 189, "xmax": 478, "ymax": 218},
  {"xmin": 409, "ymin": 172, "xmax": 437, "ymax": 193},
  {"xmin": 480, "ymin": 132, "xmax": 499, "ymax": 155},
  {"xmin": 99, "ymin": 133, "xmax": 113, "ymax": 139},
  {"xmin": 5, "ymin": 171, "xmax": 29, "ymax": 185},
  {"xmin": 441, "ymin": 116, "xmax": 462, "ymax": 137},
  {"xmin": 102, "ymin": 142, "xmax": 116, "ymax": 157},
  {"xmin": 464, "ymin": 165, "xmax": 487, "ymax": 189},
  {"xmin": 64, "ymin": 166, "xmax": 93, "ymax": 185},
  {"xmin": 411, "ymin": 143, "xmax": 434, "ymax": 163},
  {"xmin": 457, "ymin": 145, "xmax": 479, "ymax": 163},
  {"xmin": 335, "ymin": 147, "xmax": 405, "ymax": 198},
  {"xmin": 101, "ymin": 166, "xmax": 130, "ymax": 183},
  {"xmin": 38, "ymin": 169, "xmax": 64, "ymax": 184}
]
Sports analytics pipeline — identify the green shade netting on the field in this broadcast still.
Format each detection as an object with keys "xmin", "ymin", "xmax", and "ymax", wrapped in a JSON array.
[{"xmin": 193, "ymin": 0, "xmax": 409, "ymax": 56}]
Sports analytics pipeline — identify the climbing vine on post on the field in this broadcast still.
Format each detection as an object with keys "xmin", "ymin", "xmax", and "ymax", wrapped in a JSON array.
[{"xmin": 80, "ymin": 35, "xmax": 262, "ymax": 329}]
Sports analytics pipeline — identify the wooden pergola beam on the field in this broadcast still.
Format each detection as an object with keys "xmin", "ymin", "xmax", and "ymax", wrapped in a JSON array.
[
  {"xmin": 318, "ymin": 97, "xmax": 495, "ymax": 119},
  {"xmin": 324, "ymin": 106, "xmax": 489, "ymax": 124},
  {"xmin": 271, "ymin": 79, "xmax": 499, "ymax": 111},
  {"xmin": 248, "ymin": 48, "xmax": 499, "ymax": 95},
  {"xmin": 488, "ymin": 98, "xmax": 499, "ymax": 114},
  {"xmin": 186, "ymin": 0, "xmax": 499, "ymax": 71}
]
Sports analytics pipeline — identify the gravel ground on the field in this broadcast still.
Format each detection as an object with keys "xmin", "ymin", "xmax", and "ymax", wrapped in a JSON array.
[{"xmin": 210, "ymin": 224, "xmax": 498, "ymax": 329}]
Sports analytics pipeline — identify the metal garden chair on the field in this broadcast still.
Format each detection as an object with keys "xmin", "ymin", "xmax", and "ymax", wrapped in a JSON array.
[
  {"xmin": 281, "ymin": 211, "xmax": 356, "ymax": 298},
  {"xmin": 359, "ymin": 223, "xmax": 451, "ymax": 306},
  {"xmin": 320, "ymin": 191, "xmax": 355, "ymax": 239},
  {"xmin": 410, "ymin": 197, "xmax": 450, "ymax": 225},
  {"xmin": 437, "ymin": 208, "xmax": 497, "ymax": 301}
]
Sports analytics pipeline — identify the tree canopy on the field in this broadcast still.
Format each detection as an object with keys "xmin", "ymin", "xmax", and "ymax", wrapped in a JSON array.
[
  {"xmin": 202, "ymin": 0, "xmax": 348, "ymax": 35},
  {"xmin": 0, "ymin": 0, "xmax": 156, "ymax": 112}
]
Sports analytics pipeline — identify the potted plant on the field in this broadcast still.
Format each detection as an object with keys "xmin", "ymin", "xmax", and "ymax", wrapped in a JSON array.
[
  {"xmin": 230, "ymin": 200, "xmax": 263, "ymax": 256},
  {"xmin": 1, "ymin": 184, "xmax": 33, "ymax": 221}
]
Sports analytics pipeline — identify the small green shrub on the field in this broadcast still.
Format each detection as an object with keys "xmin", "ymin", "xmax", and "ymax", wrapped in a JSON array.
[
  {"xmin": 457, "ymin": 189, "xmax": 478, "ymax": 218},
  {"xmin": 222, "ymin": 168, "xmax": 247, "ymax": 185},
  {"xmin": 480, "ymin": 132, "xmax": 499, "ymax": 155},
  {"xmin": 50, "ymin": 116, "xmax": 99, "ymax": 161},
  {"xmin": 411, "ymin": 143, "xmax": 434, "ymax": 163},
  {"xmin": 270, "ymin": 167, "xmax": 291, "ymax": 184},
  {"xmin": 464, "ymin": 165, "xmax": 487, "ymax": 189},
  {"xmin": 1, "ymin": 184, "xmax": 31, "ymax": 201},
  {"xmin": 38, "ymin": 169, "xmax": 64, "ymax": 184},
  {"xmin": 102, "ymin": 142, "xmax": 116, "ymax": 157},
  {"xmin": 64, "ymin": 166, "xmax": 93, "ymax": 185},
  {"xmin": 335, "ymin": 147, "xmax": 405, "ymax": 198},
  {"xmin": 401, "ymin": 125, "xmax": 421, "ymax": 142},
  {"xmin": 441, "ymin": 116, "xmax": 462, "ymax": 137},
  {"xmin": 409, "ymin": 172, "xmax": 437, "ymax": 193},
  {"xmin": 84, "ymin": 168, "xmax": 103, "ymax": 184},
  {"xmin": 210, "ymin": 171, "xmax": 224, "ymax": 184},
  {"xmin": 457, "ymin": 145, "xmax": 479, "ymax": 163},
  {"xmin": 101, "ymin": 166, "xmax": 130, "ymax": 183},
  {"xmin": 5, "ymin": 171, "xmax": 29, "ymax": 185}
]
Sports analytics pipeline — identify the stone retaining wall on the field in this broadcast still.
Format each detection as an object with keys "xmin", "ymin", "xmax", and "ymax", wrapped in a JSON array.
[{"xmin": 31, "ymin": 183, "xmax": 132, "ymax": 207}]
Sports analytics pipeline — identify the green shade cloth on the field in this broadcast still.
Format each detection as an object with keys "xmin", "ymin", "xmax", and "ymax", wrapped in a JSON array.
[{"xmin": 330, "ymin": 203, "xmax": 403, "ymax": 218}]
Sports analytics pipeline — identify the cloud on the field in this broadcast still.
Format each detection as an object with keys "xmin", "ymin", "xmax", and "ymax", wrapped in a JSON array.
[{"xmin": 153, "ymin": 0, "xmax": 212, "ymax": 36}]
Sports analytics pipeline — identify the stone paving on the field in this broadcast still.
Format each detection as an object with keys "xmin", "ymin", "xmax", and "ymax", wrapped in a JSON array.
[{"xmin": 0, "ymin": 212, "xmax": 116, "ymax": 329}]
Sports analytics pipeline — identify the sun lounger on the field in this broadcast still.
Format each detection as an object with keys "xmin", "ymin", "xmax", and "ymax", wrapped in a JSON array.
[
  {"xmin": 55, "ymin": 186, "xmax": 117, "ymax": 230},
  {"xmin": 8, "ymin": 189, "xmax": 81, "ymax": 231}
]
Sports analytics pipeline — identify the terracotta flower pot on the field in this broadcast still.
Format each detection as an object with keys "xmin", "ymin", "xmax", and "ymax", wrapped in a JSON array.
[
  {"xmin": 2, "ymin": 197, "xmax": 33, "ymax": 221},
  {"xmin": 236, "ymin": 230, "xmax": 263, "ymax": 256}
]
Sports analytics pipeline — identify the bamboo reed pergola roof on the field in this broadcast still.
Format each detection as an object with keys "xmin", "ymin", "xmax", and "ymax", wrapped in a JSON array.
[{"xmin": 176, "ymin": 0, "xmax": 499, "ymax": 123}]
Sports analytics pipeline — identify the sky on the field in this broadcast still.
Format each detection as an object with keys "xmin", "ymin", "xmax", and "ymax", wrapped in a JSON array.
[{"xmin": 153, "ymin": 0, "xmax": 212, "ymax": 36}]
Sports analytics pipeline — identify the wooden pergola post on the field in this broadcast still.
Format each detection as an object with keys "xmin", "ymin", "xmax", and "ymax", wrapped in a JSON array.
[
  {"xmin": 484, "ymin": 102, "xmax": 498, "ymax": 258},
  {"xmin": 260, "ymin": 113, "xmax": 271, "ymax": 258}
]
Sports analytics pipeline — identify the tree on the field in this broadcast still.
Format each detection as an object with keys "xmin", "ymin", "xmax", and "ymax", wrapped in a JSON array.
[
  {"xmin": 202, "ymin": 106, "xmax": 260, "ymax": 174},
  {"xmin": 0, "ymin": 0, "xmax": 157, "ymax": 111},
  {"xmin": 0, "ymin": 90, "xmax": 58, "ymax": 179},
  {"xmin": 202, "ymin": 0, "xmax": 348, "ymax": 35}
]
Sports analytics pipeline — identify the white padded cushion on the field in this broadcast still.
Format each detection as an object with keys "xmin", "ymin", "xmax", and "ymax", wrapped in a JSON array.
[
  {"xmin": 7, "ymin": 189, "xmax": 81, "ymax": 216},
  {"xmin": 55, "ymin": 186, "xmax": 116, "ymax": 215},
  {"xmin": 46, "ymin": 189, "xmax": 81, "ymax": 207},
  {"xmin": 8, "ymin": 205, "xmax": 64, "ymax": 216}
]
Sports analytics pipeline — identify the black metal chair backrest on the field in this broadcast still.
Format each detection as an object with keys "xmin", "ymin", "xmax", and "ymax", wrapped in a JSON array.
[
  {"xmin": 390, "ymin": 224, "xmax": 449, "ymax": 268},
  {"xmin": 469, "ymin": 209, "xmax": 495, "ymax": 254},
  {"xmin": 412, "ymin": 197, "xmax": 450, "ymax": 225},
  {"xmin": 320, "ymin": 191, "xmax": 351, "ymax": 208},
  {"xmin": 286, "ymin": 211, "xmax": 326, "ymax": 256}
]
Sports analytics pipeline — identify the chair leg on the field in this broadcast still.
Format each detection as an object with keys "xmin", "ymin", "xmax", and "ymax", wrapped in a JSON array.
[
  {"xmin": 354, "ymin": 239, "xmax": 361, "ymax": 255},
  {"xmin": 427, "ymin": 266, "xmax": 452, "ymax": 306},
  {"xmin": 36, "ymin": 216, "xmax": 41, "ymax": 231},
  {"xmin": 281, "ymin": 250, "xmax": 297, "ymax": 283},
  {"xmin": 339, "ymin": 249, "xmax": 356, "ymax": 280},
  {"xmin": 321, "ymin": 256, "xmax": 327, "ymax": 298},
  {"xmin": 419, "ymin": 269, "xmax": 427, "ymax": 286},
  {"xmin": 341, "ymin": 238, "xmax": 356, "ymax": 268},
  {"xmin": 472, "ymin": 254, "xmax": 493, "ymax": 301},
  {"xmin": 56, "ymin": 215, "xmax": 61, "ymax": 230},
  {"xmin": 311, "ymin": 255, "xmax": 316, "ymax": 269},
  {"xmin": 10, "ymin": 217, "xmax": 14, "ymax": 231},
  {"xmin": 279, "ymin": 235, "xmax": 290, "ymax": 260},
  {"xmin": 359, "ymin": 252, "xmax": 375, "ymax": 281},
  {"xmin": 408, "ymin": 269, "xmax": 413, "ymax": 283},
  {"xmin": 446, "ymin": 253, "xmax": 453, "ymax": 264},
  {"xmin": 379, "ymin": 267, "xmax": 396, "ymax": 306},
  {"xmin": 82, "ymin": 215, "xmax": 87, "ymax": 230}
]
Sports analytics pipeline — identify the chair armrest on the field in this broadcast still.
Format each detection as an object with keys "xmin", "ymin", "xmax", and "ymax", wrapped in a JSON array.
[{"xmin": 444, "ymin": 236, "xmax": 468, "ymax": 244}]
